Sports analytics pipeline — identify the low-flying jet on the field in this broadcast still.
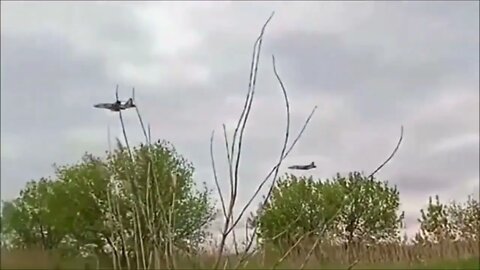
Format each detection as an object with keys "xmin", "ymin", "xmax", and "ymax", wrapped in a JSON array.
[
  {"xmin": 288, "ymin": 161, "xmax": 316, "ymax": 171},
  {"xmin": 94, "ymin": 98, "xmax": 136, "ymax": 112}
]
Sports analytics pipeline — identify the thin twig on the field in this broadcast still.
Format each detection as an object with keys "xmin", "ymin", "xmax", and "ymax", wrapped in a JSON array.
[
  {"xmin": 213, "ymin": 13, "xmax": 274, "ymax": 269},
  {"xmin": 368, "ymin": 125, "xmax": 404, "ymax": 179},
  {"xmin": 347, "ymin": 259, "xmax": 359, "ymax": 270},
  {"xmin": 231, "ymin": 12, "xmax": 275, "ymax": 197},
  {"xmin": 272, "ymin": 229, "xmax": 314, "ymax": 269},
  {"xmin": 223, "ymin": 124, "xmax": 235, "ymax": 210},
  {"xmin": 147, "ymin": 124, "xmax": 152, "ymax": 145},
  {"xmin": 235, "ymin": 55, "xmax": 292, "ymax": 268},
  {"xmin": 118, "ymin": 112, "xmax": 133, "ymax": 160},
  {"xmin": 107, "ymin": 124, "xmax": 112, "ymax": 154},
  {"xmin": 132, "ymin": 87, "xmax": 149, "ymax": 144},
  {"xmin": 230, "ymin": 12, "xmax": 275, "ymax": 165},
  {"xmin": 210, "ymin": 131, "xmax": 228, "ymax": 221},
  {"xmin": 226, "ymin": 106, "xmax": 317, "ymax": 236},
  {"xmin": 222, "ymin": 124, "xmax": 240, "ymax": 255},
  {"xmin": 241, "ymin": 215, "xmax": 303, "ymax": 267}
]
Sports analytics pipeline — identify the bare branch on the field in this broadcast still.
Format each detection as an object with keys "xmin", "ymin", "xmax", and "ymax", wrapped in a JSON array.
[
  {"xmin": 213, "ymin": 13, "xmax": 275, "ymax": 268},
  {"xmin": 235, "ymin": 55, "xmax": 292, "ymax": 266},
  {"xmin": 223, "ymin": 124, "xmax": 235, "ymax": 203},
  {"xmin": 347, "ymin": 259, "xmax": 359, "ymax": 270},
  {"xmin": 131, "ymin": 87, "xmax": 149, "ymax": 144},
  {"xmin": 368, "ymin": 125, "xmax": 404, "ymax": 179},
  {"xmin": 118, "ymin": 109, "xmax": 133, "ymax": 160},
  {"xmin": 211, "ymin": 12, "xmax": 319, "ymax": 269},
  {"xmin": 230, "ymin": 11, "xmax": 275, "ymax": 161},
  {"xmin": 107, "ymin": 123, "xmax": 112, "ymax": 154},
  {"xmin": 226, "ymin": 105, "xmax": 317, "ymax": 235},
  {"xmin": 228, "ymin": 10, "xmax": 275, "ymax": 221},
  {"xmin": 221, "ymin": 124, "xmax": 240, "ymax": 255},
  {"xmin": 210, "ymin": 131, "xmax": 228, "ymax": 221},
  {"xmin": 147, "ymin": 124, "xmax": 152, "ymax": 145},
  {"xmin": 241, "ymin": 215, "xmax": 303, "ymax": 267}
]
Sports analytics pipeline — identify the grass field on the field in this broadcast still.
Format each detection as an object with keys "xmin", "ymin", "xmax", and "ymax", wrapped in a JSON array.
[{"xmin": 2, "ymin": 239, "xmax": 478, "ymax": 269}]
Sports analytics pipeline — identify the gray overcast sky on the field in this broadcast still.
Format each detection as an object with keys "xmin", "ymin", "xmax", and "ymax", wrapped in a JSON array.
[{"xmin": 1, "ymin": 1, "xmax": 479, "ymax": 237}]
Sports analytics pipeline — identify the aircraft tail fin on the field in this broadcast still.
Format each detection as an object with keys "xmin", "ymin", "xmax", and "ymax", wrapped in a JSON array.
[
  {"xmin": 120, "ymin": 98, "xmax": 136, "ymax": 109},
  {"xmin": 125, "ymin": 98, "xmax": 135, "ymax": 107}
]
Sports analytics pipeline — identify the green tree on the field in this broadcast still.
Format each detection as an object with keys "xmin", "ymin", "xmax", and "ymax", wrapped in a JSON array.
[
  {"xmin": 415, "ymin": 195, "xmax": 452, "ymax": 244},
  {"xmin": 102, "ymin": 141, "xmax": 216, "ymax": 256},
  {"xmin": 335, "ymin": 172, "xmax": 404, "ymax": 245},
  {"xmin": 1, "ymin": 140, "xmax": 216, "ymax": 263},
  {"xmin": 415, "ymin": 194, "xmax": 479, "ymax": 244},
  {"xmin": 1, "ymin": 178, "xmax": 69, "ymax": 250},
  {"xmin": 448, "ymin": 195, "xmax": 480, "ymax": 241},
  {"xmin": 253, "ymin": 172, "xmax": 404, "ymax": 251}
]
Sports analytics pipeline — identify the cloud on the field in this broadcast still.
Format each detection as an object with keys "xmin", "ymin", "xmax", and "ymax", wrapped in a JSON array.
[{"xmin": 1, "ymin": 1, "xmax": 478, "ymax": 242}]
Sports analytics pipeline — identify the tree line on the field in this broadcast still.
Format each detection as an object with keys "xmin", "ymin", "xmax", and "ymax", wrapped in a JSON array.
[{"xmin": 2, "ymin": 140, "xmax": 478, "ymax": 262}]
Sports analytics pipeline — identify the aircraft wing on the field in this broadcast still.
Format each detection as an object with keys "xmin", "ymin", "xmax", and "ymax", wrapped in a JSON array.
[{"xmin": 94, "ymin": 103, "xmax": 115, "ymax": 109}]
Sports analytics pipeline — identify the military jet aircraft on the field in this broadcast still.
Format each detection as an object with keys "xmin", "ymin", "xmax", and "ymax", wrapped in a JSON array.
[
  {"xmin": 288, "ymin": 161, "xmax": 316, "ymax": 170},
  {"xmin": 94, "ymin": 98, "xmax": 136, "ymax": 112}
]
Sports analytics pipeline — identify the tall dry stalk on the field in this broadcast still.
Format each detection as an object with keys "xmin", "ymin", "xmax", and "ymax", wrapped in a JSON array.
[{"xmin": 209, "ymin": 12, "xmax": 319, "ymax": 270}]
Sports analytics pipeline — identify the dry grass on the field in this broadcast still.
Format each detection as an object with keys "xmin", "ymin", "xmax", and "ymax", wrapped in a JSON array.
[
  {"xmin": 2, "ymin": 239, "xmax": 478, "ymax": 269},
  {"xmin": 260, "ymin": 238, "xmax": 479, "ymax": 269},
  {"xmin": 1, "ymin": 248, "xmax": 59, "ymax": 269}
]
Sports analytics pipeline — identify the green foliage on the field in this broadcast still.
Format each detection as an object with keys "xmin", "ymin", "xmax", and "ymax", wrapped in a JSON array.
[
  {"xmin": 1, "ymin": 178, "xmax": 69, "ymax": 250},
  {"xmin": 252, "ymin": 172, "xmax": 405, "ymax": 250},
  {"xmin": 107, "ymin": 141, "xmax": 216, "ymax": 252},
  {"xmin": 415, "ymin": 195, "xmax": 451, "ymax": 243},
  {"xmin": 415, "ymin": 194, "xmax": 479, "ymax": 244},
  {"xmin": 1, "ymin": 140, "xmax": 216, "ymax": 260},
  {"xmin": 448, "ymin": 195, "xmax": 480, "ymax": 241}
]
